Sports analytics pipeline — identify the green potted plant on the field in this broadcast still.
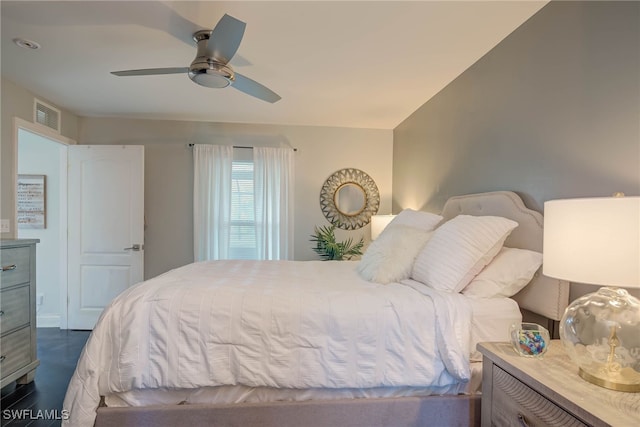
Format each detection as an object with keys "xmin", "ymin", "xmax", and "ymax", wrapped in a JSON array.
[{"xmin": 310, "ymin": 224, "xmax": 364, "ymax": 260}]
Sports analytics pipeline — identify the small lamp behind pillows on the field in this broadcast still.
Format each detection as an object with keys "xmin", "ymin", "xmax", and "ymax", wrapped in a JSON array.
[
  {"xmin": 370, "ymin": 214, "xmax": 396, "ymax": 240},
  {"xmin": 543, "ymin": 195, "xmax": 640, "ymax": 392}
]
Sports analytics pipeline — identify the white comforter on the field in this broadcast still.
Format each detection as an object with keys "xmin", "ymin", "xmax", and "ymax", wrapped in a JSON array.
[{"xmin": 62, "ymin": 260, "xmax": 473, "ymax": 426}]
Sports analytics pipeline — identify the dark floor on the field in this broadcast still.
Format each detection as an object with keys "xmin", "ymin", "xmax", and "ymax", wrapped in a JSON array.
[{"xmin": 1, "ymin": 328, "xmax": 90, "ymax": 427}]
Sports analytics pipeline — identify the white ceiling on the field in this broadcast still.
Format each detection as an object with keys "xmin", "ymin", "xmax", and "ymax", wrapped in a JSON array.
[{"xmin": 1, "ymin": 1, "xmax": 547, "ymax": 130}]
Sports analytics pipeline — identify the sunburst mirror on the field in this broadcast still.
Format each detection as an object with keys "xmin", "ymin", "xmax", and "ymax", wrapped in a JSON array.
[{"xmin": 319, "ymin": 168, "xmax": 380, "ymax": 230}]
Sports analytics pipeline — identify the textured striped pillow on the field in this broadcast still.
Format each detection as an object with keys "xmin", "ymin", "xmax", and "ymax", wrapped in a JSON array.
[{"xmin": 411, "ymin": 215, "xmax": 518, "ymax": 292}]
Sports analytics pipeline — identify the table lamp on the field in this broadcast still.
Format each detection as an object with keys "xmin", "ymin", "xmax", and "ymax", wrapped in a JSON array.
[
  {"xmin": 543, "ymin": 195, "xmax": 640, "ymax": 392},
  {"xmin": 370, "ymin": 214, "xmax": 396, "ymax": 240}
]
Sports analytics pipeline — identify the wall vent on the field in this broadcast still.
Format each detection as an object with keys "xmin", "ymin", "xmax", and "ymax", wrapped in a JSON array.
[{"xmin": 34, "ymin": 99, "xmax": 61, "ymax": 133}]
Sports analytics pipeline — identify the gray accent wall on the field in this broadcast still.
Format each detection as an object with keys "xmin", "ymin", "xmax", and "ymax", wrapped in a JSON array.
[{"xmin": 393, "ymin": 1, "xmax": 639, "ymax": 215}]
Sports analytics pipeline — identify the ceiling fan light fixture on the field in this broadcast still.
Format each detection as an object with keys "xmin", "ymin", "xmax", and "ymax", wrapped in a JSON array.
[{"xmin": 188, "ymin": 61, "xmax": 234, "ymax": 88}]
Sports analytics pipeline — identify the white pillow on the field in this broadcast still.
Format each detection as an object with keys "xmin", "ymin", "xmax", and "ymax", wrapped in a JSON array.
[
  {"xmin": 462, "ymin": 247, "xmax": 542, "ymax": 298},
  {"xmin": 411, "ymin": 215, "xmax": 518, "ymax": 292},
  {"xmin": 357, "ymin": 225, "xmax": 433, "ymax": 284},
  {"xmin": 387, "ymin": 209, "xmax": 443, "ymax": 231}
]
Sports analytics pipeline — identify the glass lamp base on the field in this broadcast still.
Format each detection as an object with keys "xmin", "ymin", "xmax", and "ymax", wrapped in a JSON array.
[{"xmin": 560, "ymin": 287, "xmax": 640, "ymax": 393}]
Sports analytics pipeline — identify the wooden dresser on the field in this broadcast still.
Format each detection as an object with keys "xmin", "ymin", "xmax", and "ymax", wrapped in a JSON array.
[
  {"xmin": 1, "ymin": 239, "xmax": 39, "ymax": 388},
  {"xmin": 478, "ymin": 341, "xmax": 640, "ymax": 427}
]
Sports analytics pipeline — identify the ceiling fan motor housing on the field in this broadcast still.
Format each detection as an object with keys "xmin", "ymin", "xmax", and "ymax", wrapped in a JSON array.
[{"xmin": 188, "ymin": 30, "xmax": 234, "ymax": 88}]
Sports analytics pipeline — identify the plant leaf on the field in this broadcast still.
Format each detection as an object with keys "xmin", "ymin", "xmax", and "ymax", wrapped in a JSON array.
[{"xmin": 310, "ymin": 224, "xmax": 363, "ymax": 261}]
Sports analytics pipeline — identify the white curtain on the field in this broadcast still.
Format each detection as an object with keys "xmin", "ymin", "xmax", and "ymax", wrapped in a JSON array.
[
  {"xmin": 193, "ymin": 144, "xmax": 233, "ymax": 261},
  {"xmin": 253, "ymin": 147, "xmax": 294, "ymax": 260}
]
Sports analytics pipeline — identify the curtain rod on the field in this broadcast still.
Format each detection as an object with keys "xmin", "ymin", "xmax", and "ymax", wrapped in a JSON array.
[{"xmin": 188, "ymin": 143, "xmax": 297, "ymax": 152}]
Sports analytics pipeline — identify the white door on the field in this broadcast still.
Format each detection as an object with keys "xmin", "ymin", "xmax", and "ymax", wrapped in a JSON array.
[{"xmin": 68, "ymin": 145, "xmax": 144, "ymax": 329}]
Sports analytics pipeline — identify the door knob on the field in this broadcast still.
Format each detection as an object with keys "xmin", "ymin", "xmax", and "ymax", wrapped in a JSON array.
[{"xmin": 123, "ymin": 244, "xmax": 142, "ymax": 251}]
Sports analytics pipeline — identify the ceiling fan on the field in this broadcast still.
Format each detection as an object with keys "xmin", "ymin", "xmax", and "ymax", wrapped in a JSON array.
[{"xmin": 111, "ymin": 14, "xmax": 281, "ymax": 103}]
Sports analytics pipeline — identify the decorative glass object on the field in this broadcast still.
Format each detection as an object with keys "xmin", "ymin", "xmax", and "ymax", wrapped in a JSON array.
[
  {"xmin": 509, "ymin": 322, "xmax": 550, "ymax": 357},
  {"xmin": 543, "ymin": 195, "xmax": 640, "ymax": 392}
]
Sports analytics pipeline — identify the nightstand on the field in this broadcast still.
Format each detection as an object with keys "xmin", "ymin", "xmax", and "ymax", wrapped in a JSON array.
[{"xmin": 478, "ymin": 341, "xmax": 640, "ymax": 427}]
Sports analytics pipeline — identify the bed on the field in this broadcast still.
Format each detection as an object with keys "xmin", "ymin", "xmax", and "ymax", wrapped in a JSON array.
[{"xmin": 62, "ymin": 191, "xmax": 570, "ymax": 427}]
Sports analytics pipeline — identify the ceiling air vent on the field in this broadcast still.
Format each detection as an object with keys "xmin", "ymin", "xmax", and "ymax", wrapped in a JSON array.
[{"xmin": 34, "ymin": 99, "xmax": 61, "ymax": 133}]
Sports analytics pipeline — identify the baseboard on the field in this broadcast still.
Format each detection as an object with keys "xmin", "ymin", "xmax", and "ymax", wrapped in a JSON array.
[{"xmin": 37, "ymin": 314, "xmax": 61, "ymax": 328}]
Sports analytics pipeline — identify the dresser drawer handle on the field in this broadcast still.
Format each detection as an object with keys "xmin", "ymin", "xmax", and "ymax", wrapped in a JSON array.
[
  {"xmin": 2, "ymin": 264, "xmax": 17, "ymax": 272},
  {"xmin": 0, "ymin": 355, "xmax": 5, "ymax": 362},
  {"xmin": 517, "ymin": 414, "xmax": 530, "ymax": 427},
  {"xmin": 0, "ymin": 310, "xmax": 4, "ymax": 316}
]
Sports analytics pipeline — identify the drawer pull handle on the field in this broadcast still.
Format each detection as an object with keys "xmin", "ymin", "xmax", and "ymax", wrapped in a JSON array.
[
  {"xmin": 0, "ymin": 310, "xmax": 4, "ymax": 316},
  {"xmin": 0, "ymin": 355, "xmax": 5, "ymax": 362},
  {"xmin": 2, "ymin": 264, "xmax": 17, "ymax": 272},
  {"xmin": 517, "ymin": 414, "xmax": 530, "ymax": 427}
]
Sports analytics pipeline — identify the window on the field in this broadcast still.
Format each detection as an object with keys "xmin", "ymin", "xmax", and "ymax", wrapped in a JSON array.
[
  {"xmin": 229, "ymin": 161, "xmax": 257, "ymax": 259},
  {"xmin": 193, "ymin": 144, "xmax": 293, "ymax": 261}
]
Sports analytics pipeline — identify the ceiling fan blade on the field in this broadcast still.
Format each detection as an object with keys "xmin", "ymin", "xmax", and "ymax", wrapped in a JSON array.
[
  {"xmin": 111, "ymin": 67, "xmax": 189, "ymax": 76},
  {"xmin": 232, "ymin": 73, "xmax": 281, "ymax": 103},
  {"xmin": 207, "ymin": 14, "xmax": 246, "ymax": 64}
]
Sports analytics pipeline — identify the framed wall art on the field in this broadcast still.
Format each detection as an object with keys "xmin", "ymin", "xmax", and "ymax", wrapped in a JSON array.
[{"xmin": 17, "ymin": 174, "xmax": 46, "ymax": 229}]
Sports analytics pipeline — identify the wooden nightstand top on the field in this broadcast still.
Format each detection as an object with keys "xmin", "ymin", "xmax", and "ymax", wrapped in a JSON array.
[{"xmin": 478, "ymin": 341, "xmax": 640, "ymax": 426}]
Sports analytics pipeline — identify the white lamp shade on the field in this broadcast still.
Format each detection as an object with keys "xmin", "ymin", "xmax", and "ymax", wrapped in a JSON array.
[
  {"xmin": 370, "ymin": 215, "xmax": 396, "ymax": 240},
  {"xmin": 543, "ymin": 196, "xmax": 640, "ymax": 288}
]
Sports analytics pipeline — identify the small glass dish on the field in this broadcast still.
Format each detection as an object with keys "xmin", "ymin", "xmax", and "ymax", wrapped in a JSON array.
[{"xmin": 509, "ymin": 322, "xmax": 550, "ymax": 358}]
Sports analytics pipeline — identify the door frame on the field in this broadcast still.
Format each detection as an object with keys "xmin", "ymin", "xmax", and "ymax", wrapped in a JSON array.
[{"xmin": 13, "ymin": 117, "xmax": 76, "ymax": 329}]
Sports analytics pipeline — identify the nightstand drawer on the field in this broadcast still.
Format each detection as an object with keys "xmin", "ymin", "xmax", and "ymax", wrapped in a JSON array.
[
  {"xmin": 0, "ymin": 326, "xmax": 32, "ymax": 378},
  {"xmin": 0, "ymin": 246, "xmax": 30, "ymax": 289},
  {"xmin": 0, "ymin": 285, "xmax": 31, "ymax": 335},
  {"xmin": 491, "ymin": 366, "xmax": 587, "ymax": 427}
]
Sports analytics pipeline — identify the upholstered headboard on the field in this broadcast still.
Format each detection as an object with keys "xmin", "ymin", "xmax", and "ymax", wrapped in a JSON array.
[{"xmin": 440, "ymin": 191, "xmax": 570, "ymax": 321}]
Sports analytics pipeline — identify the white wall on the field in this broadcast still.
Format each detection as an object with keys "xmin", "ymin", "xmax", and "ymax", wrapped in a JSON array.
[
  {"xmin": 78, "ymin": 118, "xmax": 393, "ymax": 279},
  {"xmin": 17, "ymin": 128, "xmax": 66, "ymax": 327}
]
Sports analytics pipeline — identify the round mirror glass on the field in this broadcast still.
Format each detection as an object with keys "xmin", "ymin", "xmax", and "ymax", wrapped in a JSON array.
[{"xmin": 334, "ymin": 183, "xmax": 366, "ymax": 216}]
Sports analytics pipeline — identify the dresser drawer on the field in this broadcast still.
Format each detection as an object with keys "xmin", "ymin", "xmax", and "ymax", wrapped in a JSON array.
[
  {"xmin": 0, "ymin": 246, "xmax": 30, "ymax": 289},
  {"xmin": 0, "ymin": 326, "xmax": 32, "ymax": 378},
  {"xmin": 0, "ymin": 285, "xmax": 30, "ymax": 335},
  {"xmin": 491, "ymin": 366, "xmax": 588, "ymax": 427}
]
